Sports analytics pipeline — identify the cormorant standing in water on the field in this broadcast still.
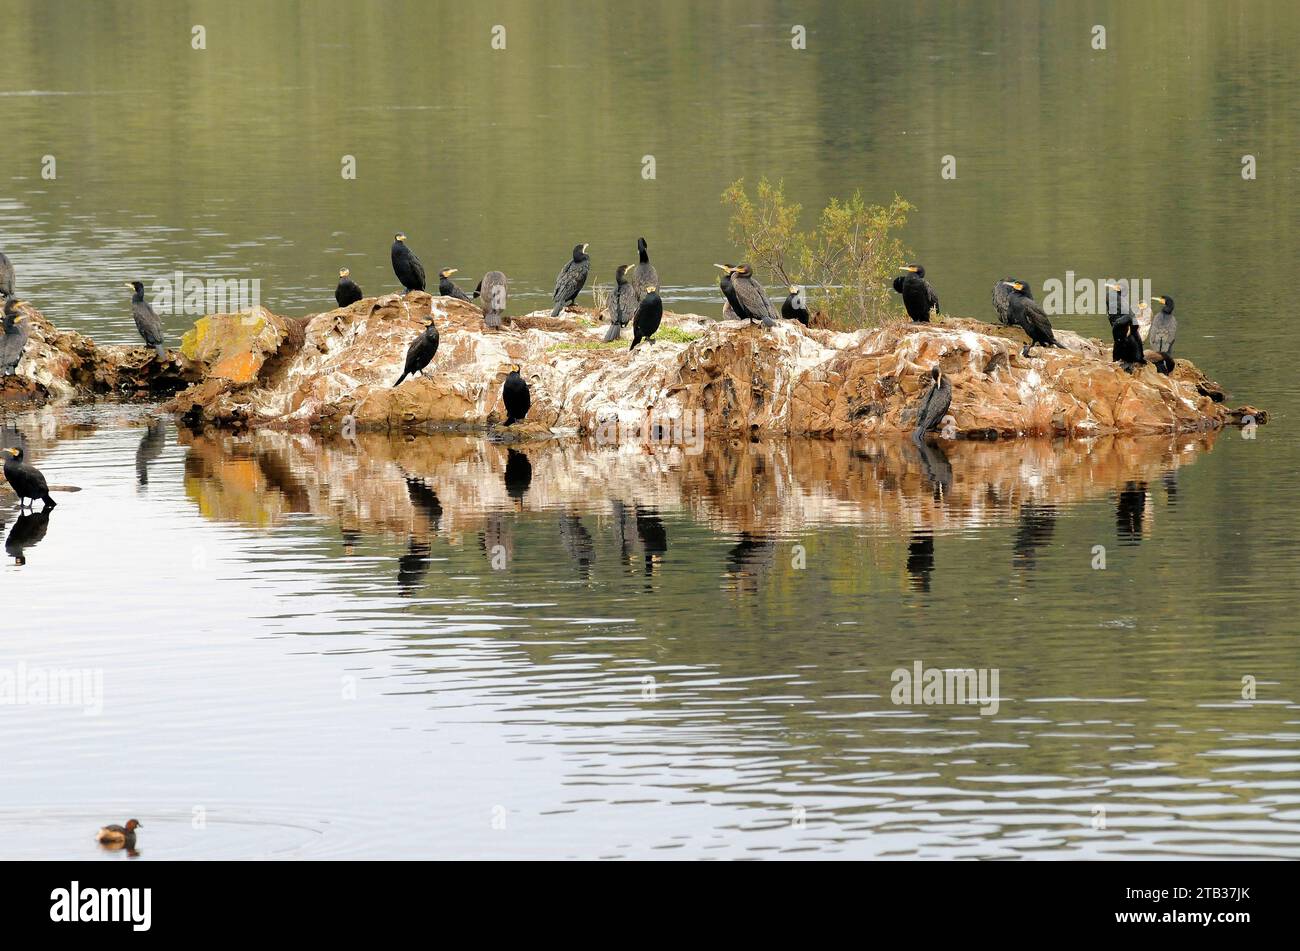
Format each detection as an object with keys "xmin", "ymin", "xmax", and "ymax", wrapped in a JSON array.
[
  {"xmin": 0, "ymin": 251, "xmax": 13, "ymax": 297},
  {"xmin": 502, "ymin": 364, "xmax": 530, "ymax": 426},
  {"xmin": 1001, "ymin": 280, "xmax": 1060, "ymax": 355},
  {"xmin": 334, "ymin": 268, "xmax": 363, "ymax": 307},
  {"xmin": 893, "ymin": 264, "xmax": 940, "ymax": 322},
  {"xmin": 437, "ymin": 268, "xmax": 472, "ymax": 301},
  {"xmin": 3, "ymin": 446, "xmax": 56, "ymax": 510},
  {"xmin": 628, "ymin": 286, "xmax": 663, "ymax": 351},
  {"xmin": 604, "ymin": 264, "xmax": 636, "ymax": 342},
  {"xmin": 911, "ymin": 366, "xmax": 952, "ymax": 443},
  {"xmin": 551, "ymin": 243, "xmax": 590, "ymax": 317},
  {"xmin": 391, "ymin": 233, "xmax": 427, "ymax": 295},
  {"xmin": 714, "ymin": 264, "xmax": 777, "ymax": 327},
  {"xmin": 393, "ymin": 316, "xmax": 439, "ymax": 386},
  {"xmin": 504, "ymin": 448, "xmax": 532, "ymax": 505},
  {"xmin": 126, "ymin": 281, "xmax": 166, "ymax": 359},
  {"xmin": 630, "ymin": 237, "xmax": 658, "ymax": 303},
  {"xmin": 992, "ymin": 278, "xmax": 1030, "ymax": 326},
  {"xmin": 1, "ymin": 298, "xmax": 30, "ymax": 376},
  {"xmin": 781, "ymin": 285, "xmax": 810, "ymax": 326},
  {"xmin": 475, "ymin": 271, "xmax": 508, "ymax": 329},
  {"xmin": 5, "ymin": 509, "xmax": 50, "ymax": 566},
  {"xmin": 1148, "ymin": 295, "xmax": 1177, "ymax": 374}
]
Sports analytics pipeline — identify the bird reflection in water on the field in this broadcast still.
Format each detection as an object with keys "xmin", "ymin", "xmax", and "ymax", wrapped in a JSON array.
[
  {"xmin": 6, "ymin": 509, "xmax": 51, "ymax": 566},
  {"xmin": 1012, "ymin": 504, "xmax": 1059, "ymax": 576},
  {"xmin": 906, "ymin": 531, "xmax": 935, "ymax": 592},
  {"xmin": 634, "ymin": 505, "xmax": 667, "ymax": 581},
  {"xmin": 558, "ymin": 513, "xmax": 595, "ymax": 582},
  {"xmin": 1116, "ymin": 481, "xmax": 1148, "ymax": 543},
  {"xmin": 134, "ymin": 419, "xmax": 166, "ymax": 487},
  {"xmin": 909, "ymin": 437, "xmax": 952, "ymax": 501},
  {"xmin": 723, "ymin": 532, "xmax": 776, "ymax": 594},
  {"xmin": 504, "ymin": 448, "xmax": 531, "ymax": 509},
  {"xmin": 1161, "ymin": 469, "xmax": 1178, "ymax": 507},
  {"xmin": 397, "ymin": 476, "xmax": 442, "ymax": 598}
]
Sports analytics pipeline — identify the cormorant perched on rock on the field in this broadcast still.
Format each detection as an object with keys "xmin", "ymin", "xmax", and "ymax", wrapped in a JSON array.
[
  {"xmin": 393, "ymin": 316, "xmax": 439, "ymax": 386},
  {"xmin": 714, "ymin": 263, "xmax": 777, "ymax": 326},
  {"xmin": 893, "ymin": 264, "xmax": 940, "ymax": 322},
  {"xmin": 1001, "ymin": 280, "xmax": 1060, "ymax": 356},
  {"xmin": 630, "ymin": 237, "xmax": 658, "ymax": 302},
  {"xmin": 1, "ymin": 298, "xmax": 30, "ymax": 376},
  {"xmin": 781, "ymin": 285, "xmax": 810, "ymax": 325},
  {"xmin": 604, "ymin": 264, "xmax": 636, "ymax": 342},
  {"xmin": 0, "ymin": 251, "xmax": 13, "ymax": 297},
  {"xmin": 437, "ymin": 267, "xmax": 472, "ymax": 301},
  {"xmin": 502, "ymin": 364, "xmax": 531, "ymax": 426},
  {"xmin": 475, "ymin": 271, "xmax": 508, "ymax": 329},
  {"xmin": 551, "ymin": 243, "xmax": 590, "ymax": 317},
  {"xmin": 992, "ymin": 278, "xmax": 1030, "ymax": 326},
  {"xmin": 1112, "ymin": 313, "xmax": 1146, "ymax": 369},
  {"xmin": 391, "ymin": 233, "xmax": 427, "ymax": 295},
  {"xmin": 1104, "ymin": 281, "xmax": 1133, "ymax": 329},
  {"xmin": 334, "ymin": 268, "xmax": 363, "ymax": 307},
  {"xmin": 126, "ymin": 282, "xmax": 166, "ymax": 359},
  {"xmin": 911, "ymin": 366, "xmax": 953, "ymax": 443},
  {"xmin": 1148, "ymin": 295, "xmax": 1177, "ymax": 375},
  {"xmin": 3, "ymin": 446, "xmax": 56, "ymax": 510},
  {"xmin": 629, "ymin": 286, "xmax": 663, "ymax": 351}
]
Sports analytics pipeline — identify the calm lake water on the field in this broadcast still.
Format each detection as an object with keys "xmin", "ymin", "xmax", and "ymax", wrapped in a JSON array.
[{"xmin": 2, "ymin": 0, "xmax": 1299, "ymax": 859}]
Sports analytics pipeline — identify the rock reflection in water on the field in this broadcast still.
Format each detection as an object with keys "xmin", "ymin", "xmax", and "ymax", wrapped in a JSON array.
[{"xmin": 175, "ymin": 429, "xmax": 1219, "ymax": 593}]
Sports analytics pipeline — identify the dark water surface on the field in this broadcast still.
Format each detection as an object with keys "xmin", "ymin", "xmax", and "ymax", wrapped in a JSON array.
[{"xmin": 1, "ymin": 1, "xmax": 1299, "ymax": 858}]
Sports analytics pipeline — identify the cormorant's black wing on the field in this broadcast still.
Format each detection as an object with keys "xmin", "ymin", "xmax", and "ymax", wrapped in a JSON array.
[{"xmin": 925, "ymin": 280, "xmax": 940, "ymax": 315}]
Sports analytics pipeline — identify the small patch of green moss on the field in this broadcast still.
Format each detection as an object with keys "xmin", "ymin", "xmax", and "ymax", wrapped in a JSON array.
[
  {"xmin": 655, "ymin": 327, "xmax": 703, "ymax": 344},
  {"xmin": 548, "ymin": 340, "xmax": 624, "ymax": 352}
]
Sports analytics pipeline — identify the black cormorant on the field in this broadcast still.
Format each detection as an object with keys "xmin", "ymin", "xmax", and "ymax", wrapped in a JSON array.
[
  {"xmin": 1104, "ymin": 281, "xmax": 1133, "ymax": 328},
  {"xmin": 391, "ymin": 233, "xmax": 427, "ymax": 295},
  {"xmin": 893, "ymin": 264, "xmax": 940, "ymax": 322},
  {"xmin": 630, "ymin": 237, "xmax": 658, "ymax": 302},
  {"xmin": 628, "ymin": 286, "xmax": 663, "ymax": 351},
  {"xmin": 437, "ymin": 268, "xmax": 472, "ymax": 302},
  {"xmin": 502, "ymin": 364, "xmax": 531, "ymax": 426},
  {"xmin": 1148, "ymin": 295, "xmax": 1177, "ymax": 375},
  {"xmin": 1, "ymin": 298, "xmax": 30, "ymax": 376},
  {"xmin": 551, "ymin": 243, "xmax": 590, "ymax": 317},
  {"xmin": 393, "ymin": 316, "xmax": 439, "ymax": 386},
  {"xmin": 334, "ymin": 268, "xmax": 363, "ymax": 307},
  {"xmin": 126, "ymin": 281, "xmax": 166, "ymax": 359},
  {"xmin": 781, "ymin": 285, "xmax": 810, "ymax": 326},
  {"xmin": 1002, "ymin": 280, "xmax": 1060, "ymax": 355},
  {"xmin": 1111, "ymin": 314, "xmax": 1145, "ymax": 369},
  {"xmin": 911, "ymin": 366, "xmax": 953, "ymax": 442},
  {"xmin": 3, "ymin": 446, "xmax": 55, "ymax": 510},
  {"xmin": 476, "ymin": 271, "xmax": 508, "ymax": 329},
  {"xmin": 715, "ymin": 264, "xmax": 777, "ymax": 327},
  {"xmin": 0, "ymin": 251, "xmax": 13, "ymax": 298},
  {"xmin": 992, "ymin": 278, "xmax": 1030, "ymax": 326},
  {"xmin": 603, "ymin": 264, "xmax": 637, "ymax": 342}
]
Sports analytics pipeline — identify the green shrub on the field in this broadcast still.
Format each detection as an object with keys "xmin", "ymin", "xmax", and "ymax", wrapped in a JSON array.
[{"xmin": 722, "ymin": 178, "xmax": 915, "ymax": 328}]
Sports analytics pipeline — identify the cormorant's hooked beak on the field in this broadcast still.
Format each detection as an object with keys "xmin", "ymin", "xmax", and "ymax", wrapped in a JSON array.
[
  {"xmin": 339, "ymin": 268, "xmax": 349, "ymax": 278},
  {"xmin": 900, "ymin": 265, "xmax": 919, "ymax": 273},
  {"xmin": 445, "ymin": 268, "xmax": 458, "ymax": 276},
  {"xmin": 789, "ymin": 286, "xmax": 798, "ymax": 294},
  {"xmin": 581, "ymin": 244, "xmax": 589, "ymax": 253},
  {"xmin": 713, "ymin": 263, "xmax": 730, "ymax": 272},
  {"xmin": 1104, "ymin": 282, "xmax": 1122, "ymax": 292},
  {"xmin": 1153, "ymin": 296, "xmax": 1166, "ymax": 305},
  {"xmin": 124, "ymin": 282, "xmax": 135, "ymax": 290},
  {"xmin": 4, "ymin": 448, "xmax": 18, "ymax": 457},
  {"xmin": 395, "ymin": 234, "xmax": 406, "ymax": 242}
]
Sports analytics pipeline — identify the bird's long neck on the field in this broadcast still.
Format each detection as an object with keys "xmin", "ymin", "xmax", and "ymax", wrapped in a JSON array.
[{"xmin": 638, "ymin": 245, "xmax": 649, "ymax": 264}]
